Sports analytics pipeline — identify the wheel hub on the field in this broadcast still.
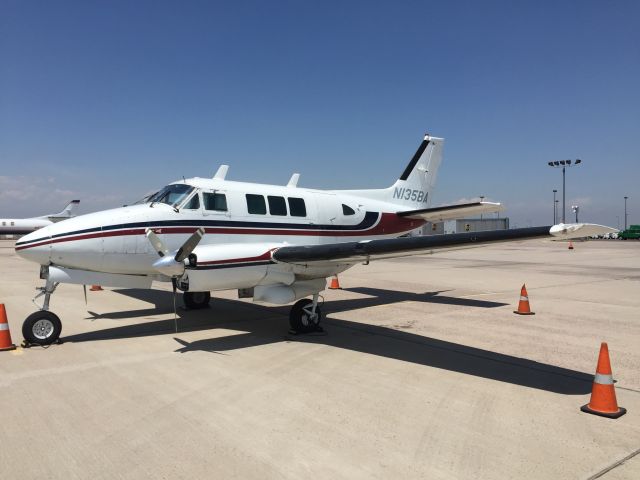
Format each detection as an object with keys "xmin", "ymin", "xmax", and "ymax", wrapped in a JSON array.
[{"xmin": 32, "ymin": 319, "xmax": 54, "ymax": 340}]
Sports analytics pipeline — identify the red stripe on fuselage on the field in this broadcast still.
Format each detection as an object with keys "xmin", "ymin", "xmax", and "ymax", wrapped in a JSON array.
[{"xmin": 15, "ymin": 214, "xmax": 424, "ymax": 251}]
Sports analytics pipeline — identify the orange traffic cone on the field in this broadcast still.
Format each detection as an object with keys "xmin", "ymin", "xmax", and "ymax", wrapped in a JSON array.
[
  {"xmin": 568, "ymin": 241, "xmax": 574, "ymax": 250},
  {"xmin": 513, "ymin": 284, "xmax": 535, "ymax": 315},
  {"xmin": 328, "ymin": 275, "xmax": 341, "ymax": 290},
  {"xmin": 581, "ymin": 343, "xmax": 626, "ymax": 418},
  {"xmin": 0, "ymin": 304, "xmax": 16, "ymax": 351},
  {"xmin": 90, "ymin": 285, "xmax": 103, "ymax": 291}
]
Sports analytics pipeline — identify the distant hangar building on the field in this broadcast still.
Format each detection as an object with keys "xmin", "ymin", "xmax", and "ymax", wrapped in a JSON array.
[{"xmin": 419, "ymin": 217, "xmax": 510, "ymax": 235}]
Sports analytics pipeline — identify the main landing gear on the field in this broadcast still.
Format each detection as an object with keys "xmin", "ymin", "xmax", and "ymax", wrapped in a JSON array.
[
  {"xmin": 183, "ymin": 291, "xmax": 211, "ymax": 310},
  {"xmin": 23, "ymin": 277, "xmax": 63, "ymax": 346},
  {"xmin": 288, "ymin": 293, "xmax": 323, "ymax": 334}
]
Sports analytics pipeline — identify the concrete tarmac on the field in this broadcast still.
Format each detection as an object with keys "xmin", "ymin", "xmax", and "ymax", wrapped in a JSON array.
[{"xmin": 1, "ymin": 239, "xmax": 639, "ymax": 479}]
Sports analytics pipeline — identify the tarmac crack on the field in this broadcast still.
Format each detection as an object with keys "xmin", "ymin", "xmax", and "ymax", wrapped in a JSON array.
[{"xmin": 585, "ymin": 447, "xmax": 640, "ymax": 480}]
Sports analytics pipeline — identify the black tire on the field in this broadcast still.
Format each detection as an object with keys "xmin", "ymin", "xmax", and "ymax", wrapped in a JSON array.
[
  {"xmin": 22, "ymin": 311, "xmax": 62, "ymax": 346},
  {"xmin": 289, "ymin": 298, "xmax": 322, "ymax": 333},
  {"xmin": 183, "ymin": 291, "xmax": 211, "ymax": 309}
]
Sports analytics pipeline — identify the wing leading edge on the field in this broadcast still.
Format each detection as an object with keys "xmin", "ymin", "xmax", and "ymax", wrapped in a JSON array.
[{"xmin": 272, "ymin": 223, "xmax": 617, "ymax": 265}]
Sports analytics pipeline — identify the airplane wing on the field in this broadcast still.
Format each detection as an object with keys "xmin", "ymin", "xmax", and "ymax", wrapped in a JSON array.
[
  {"xmin": 397, "ymin": 201, "xmax": 504, "ymax": 222},
  {"xmin": 272, "ymin": 224, "xmax": 617, "ymax": 265}
]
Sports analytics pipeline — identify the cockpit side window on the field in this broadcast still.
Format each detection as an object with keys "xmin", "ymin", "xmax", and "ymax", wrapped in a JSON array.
[
  {"xmin": 183, "ymin": 192, "xmax": 201, "ymax": 210},
  {"xmin": 203, "ymin": 192, "xmax": 228, "ymax": 211},
  {"xmin": 147, "ymin": 184, "xmax": 194, "ymax": 207}
]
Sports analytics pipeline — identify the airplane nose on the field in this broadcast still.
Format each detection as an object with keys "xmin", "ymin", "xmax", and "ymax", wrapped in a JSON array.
[{"xmin": 15, "ymin": 229, "xmax": 52, "ymax": 265}]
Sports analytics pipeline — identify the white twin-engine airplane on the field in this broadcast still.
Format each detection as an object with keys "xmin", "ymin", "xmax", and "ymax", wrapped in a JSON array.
[
  {"xmin": 15, "ymin": 134, "xmax": 614, "ymax": 346},
  {"xmin": 1, "ymin": 200, "xmax": 80, "ymax": 235}
]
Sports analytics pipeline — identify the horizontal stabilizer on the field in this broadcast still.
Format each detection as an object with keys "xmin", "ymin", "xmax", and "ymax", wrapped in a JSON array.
[{"xmin": 398, "ymin": 201, "xmax": 504, "ymax": 222}]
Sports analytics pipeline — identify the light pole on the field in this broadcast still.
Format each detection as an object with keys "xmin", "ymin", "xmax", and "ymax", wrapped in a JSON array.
[
  {"xmin": 479, "ymin": 195, "xmax": 485, "ymax": 220},
  {"xmin": 572, "ymin": 205, "xmax": 579, "ymax": 223},
  {"xmin": 555, "ymin": 200, "xmax": 559, "ymax": 224},
  {"xmin": 553, "ymin": 189, "xmax": 557, "ymax": 224},
  {"xmin": 547, "ymin": 159, "xmax": 582, "ymax": 223},
  {"xmin": 624, "ymin": 196, "xmax": 629, "ymax": 230}
]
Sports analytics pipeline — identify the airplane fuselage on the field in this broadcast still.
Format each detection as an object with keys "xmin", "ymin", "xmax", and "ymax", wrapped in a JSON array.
[
  {"xmin": 0, "ymin": 217, "xmax": 52, "ymax": 235},
  {"xmin": 16, "ymin": 177, "xmax": 424, "ymax": 285}
]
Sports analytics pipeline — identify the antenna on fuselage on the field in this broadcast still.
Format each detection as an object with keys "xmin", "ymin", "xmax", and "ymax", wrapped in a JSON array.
[
  {"xmin": 287, "ymin": 173, "xmax": 300, "ymax": 187},
  {"xmin": 214, "ymin": 165, "xmax": 229, "ymax": 180}
]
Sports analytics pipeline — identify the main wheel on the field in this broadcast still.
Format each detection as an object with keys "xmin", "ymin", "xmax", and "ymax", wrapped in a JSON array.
[
  {"xmin": 22, "ymin": 311, "xmax": 62, "ymax": 346},
  {"xmin": 289, "ymin": 298, "xmax": 322, "ymax": 333},
  {"xmin": 183, "ymin": 291, "xmax": 211, "ymax": 309}
]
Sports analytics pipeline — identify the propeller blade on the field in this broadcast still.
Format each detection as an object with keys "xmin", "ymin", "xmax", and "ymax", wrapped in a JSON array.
[
  {"xmin": 175, "ymin": 228, "xmax": 205, "ymax": 263},
  {"xmin": 145, "ymin": 228, "xmax": 169, "ymax": 257}
]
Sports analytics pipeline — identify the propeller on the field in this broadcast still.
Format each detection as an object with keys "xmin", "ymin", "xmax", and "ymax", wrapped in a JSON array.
[{"xmin": 145, "ymin": 227, "xmax": 205, "ymax": 332}]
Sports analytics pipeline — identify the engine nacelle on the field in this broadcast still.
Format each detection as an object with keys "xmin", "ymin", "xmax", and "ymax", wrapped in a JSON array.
[
  {"xmin": 178, "ymin": 243, "xmax": 286, "ymax": 292},
  {"xmin": 253, "ymin": 278, "xmax": 326, "ymax": 305}
]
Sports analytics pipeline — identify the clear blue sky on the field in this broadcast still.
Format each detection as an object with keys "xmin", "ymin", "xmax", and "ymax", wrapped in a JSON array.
[{"xmin": 1, "ymin": 0, "xmax": 638, "ymax": 227}]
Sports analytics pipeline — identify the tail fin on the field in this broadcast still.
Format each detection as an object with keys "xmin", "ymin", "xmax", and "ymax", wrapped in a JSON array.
[
  {"xmin": 390, "ymin": 135, "xmax": 443, "ymax": 208},
  {"xmin": 47, "ymin": 200, "xmax": 80, "ymax": 221},
  {"xmin": 335, "ymin": 134, "xmax": 443, "ymax": 209}
]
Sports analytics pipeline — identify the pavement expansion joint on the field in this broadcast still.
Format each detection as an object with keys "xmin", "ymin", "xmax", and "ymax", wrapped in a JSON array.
[{"xmin": 586, "ymin": 447, "xmax": 640, "ymax": 480}]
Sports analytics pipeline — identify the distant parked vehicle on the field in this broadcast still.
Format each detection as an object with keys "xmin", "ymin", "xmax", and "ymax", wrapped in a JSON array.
[{"xmin": 618, "ymin": 225, "xmax": 640, "ymax": 240}]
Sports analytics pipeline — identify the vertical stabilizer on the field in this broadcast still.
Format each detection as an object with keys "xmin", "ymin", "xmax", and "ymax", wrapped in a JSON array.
[
  {"xmin": 335, "ymin": 134, "xmax": 443, "ymax": 210},
  {"xmin": 389, "ymin": 135, "xmax": 443, "ymax": 208},
  {"xmin": 47, "ymin": 200, "xmax": 80, "ymax": 221}
]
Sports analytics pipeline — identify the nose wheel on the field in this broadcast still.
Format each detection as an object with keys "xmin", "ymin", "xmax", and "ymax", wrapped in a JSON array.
[
  {"xmin": 22, "ymin": 311, "xmax": 62, "ymax": 346},
  {"xmin": 289, "ymin": 295, "xmax": 323, "ymax": 334},
  {"xmin": 22, "ymin": 275, "xmax": 63, "ymax": 347}
]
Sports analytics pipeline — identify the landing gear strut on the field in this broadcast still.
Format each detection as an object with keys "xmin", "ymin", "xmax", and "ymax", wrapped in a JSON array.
[
  {"xmin": 23, "ymin": 277, "xmax": 63, "ymax": 346},
  {"xmin": 289, "ymin": 294, "xmax": 323, "ymax": 334}
]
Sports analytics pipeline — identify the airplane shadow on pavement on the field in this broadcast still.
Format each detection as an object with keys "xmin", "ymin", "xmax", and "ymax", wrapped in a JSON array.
[{"xmin": 64, "ymin": 287, "xmax": 592, "ymax": 395}]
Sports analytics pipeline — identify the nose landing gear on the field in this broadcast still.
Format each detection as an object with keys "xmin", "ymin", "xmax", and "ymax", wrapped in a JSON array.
[{"xmin": 22, "ymin": 276, "xmax": 63, "ymax": 347}]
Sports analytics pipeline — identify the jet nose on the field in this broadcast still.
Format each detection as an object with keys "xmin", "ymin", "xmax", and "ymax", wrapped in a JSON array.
[{"xmin": 15, "ymin": 228, "xmax": 52, "ymax": 265}]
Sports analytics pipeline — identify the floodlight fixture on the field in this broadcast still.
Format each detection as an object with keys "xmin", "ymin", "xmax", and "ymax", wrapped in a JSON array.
[{"xmin": 546, "ymin": 158, "xmax": 583, "ymax": 223}]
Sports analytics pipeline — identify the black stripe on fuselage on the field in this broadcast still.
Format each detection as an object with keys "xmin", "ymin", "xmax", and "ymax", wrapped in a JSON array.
[
  {"xmin": 399, "ymin": 139, "xmax": 430, "ymax": 181},
  {"xmin": 15, "ymin": 212, "xmax": 381, "ymax": 247},
  {"xmin": 189, "ymin": 260, "xmax": 275, "ymax": 270}
]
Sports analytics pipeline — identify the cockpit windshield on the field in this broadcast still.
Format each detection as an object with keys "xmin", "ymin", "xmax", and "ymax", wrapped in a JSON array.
[{"xmin": 144, "ymin": 184, "xmax": 194, "ymax": 207}]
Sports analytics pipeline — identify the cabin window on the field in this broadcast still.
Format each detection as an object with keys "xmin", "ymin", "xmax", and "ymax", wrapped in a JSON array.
[
  {"xmin": 183, "ymin": 193, "xmax": 200, "ymax": 210},
  {"xmin": 246, "ymin": 194, "xmax": 267, "ymax": 214},
  {"xmin": 288, "ymin": 197, "xmax": 306, "ymax": 217},
  {"xmin": 342, "ymin": 204, "xmax": 355, "ymax": 216},
  {"xmin": 203, "ymin": 192, "xmax": 227, "ymax": 211},
  {"xmin": 268, "ymin": 196, "xmax": 287, "ymax": 216}
]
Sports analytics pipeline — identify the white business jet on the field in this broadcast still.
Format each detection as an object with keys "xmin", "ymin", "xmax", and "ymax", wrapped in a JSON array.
[
  {"xmin": 1, "ymin": 200, "xmax": 80, "ymax": 235},
  {"xmin": 14, "ymin": 135, "xmax": 613, "ymax": 345}
]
